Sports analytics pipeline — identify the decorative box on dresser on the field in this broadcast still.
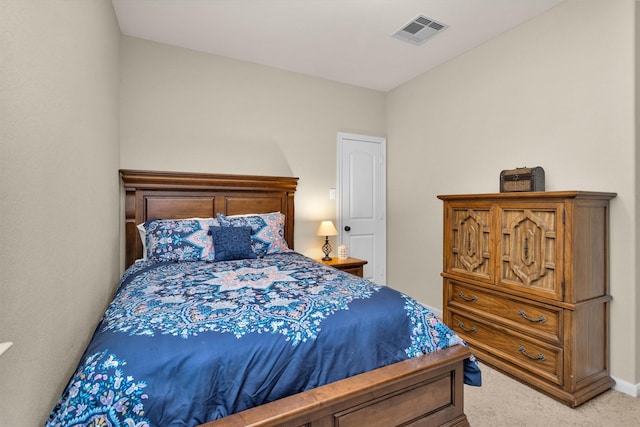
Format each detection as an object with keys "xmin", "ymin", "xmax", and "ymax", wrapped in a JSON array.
[{"xmin": 438, "ymin": 191, "xmax": 616, "ymax": 407}]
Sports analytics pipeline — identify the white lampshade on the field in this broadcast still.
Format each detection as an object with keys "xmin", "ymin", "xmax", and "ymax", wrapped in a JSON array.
[{"xmin": 316, "ymin": 220, "xmax": 338, "ymax": 237}]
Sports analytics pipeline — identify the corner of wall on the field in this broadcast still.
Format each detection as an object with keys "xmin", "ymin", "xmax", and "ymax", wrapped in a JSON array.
[{"xmin": 634, "ymin": 0, "xmax": 640, "ymax": 386}]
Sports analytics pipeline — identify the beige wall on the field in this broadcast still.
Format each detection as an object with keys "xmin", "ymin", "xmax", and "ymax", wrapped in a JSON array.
[
  {"xmin": 387, "ymin": 0, "xmax": 638, "ymax": 388},
  {"xmin": 0, "ymin": 1, "xmax": 121, "ymax": 426},
  {"xmin": 120, "ymin": 36, "xmax": 387, "ymax": 257}
]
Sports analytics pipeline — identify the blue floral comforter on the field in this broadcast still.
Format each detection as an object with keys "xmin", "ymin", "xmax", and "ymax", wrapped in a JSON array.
[{"xmin": 46, "ymin": 252, "xmax": 480, "ymax": 426}]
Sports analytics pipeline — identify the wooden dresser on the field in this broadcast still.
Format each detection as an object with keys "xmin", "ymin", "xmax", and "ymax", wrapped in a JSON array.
[{"xmin": 438, "ymin": 191, "xmax": 616, "ymax": 407}]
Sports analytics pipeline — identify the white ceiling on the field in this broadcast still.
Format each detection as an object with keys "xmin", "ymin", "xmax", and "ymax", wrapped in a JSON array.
[{"xmin": 112, "ymin": 0, "xmax": 565, "ymax": 92}]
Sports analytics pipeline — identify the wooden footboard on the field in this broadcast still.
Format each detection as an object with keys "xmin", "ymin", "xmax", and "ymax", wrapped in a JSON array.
[{"xmin": 200, "ymin": 345, "xmax": 471, "ymax": 427}]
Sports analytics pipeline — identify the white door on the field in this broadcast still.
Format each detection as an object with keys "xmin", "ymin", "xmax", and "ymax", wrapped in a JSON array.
[{"xmin": 337, "ymin": 133, "xmax": 386, "ymax": 284}]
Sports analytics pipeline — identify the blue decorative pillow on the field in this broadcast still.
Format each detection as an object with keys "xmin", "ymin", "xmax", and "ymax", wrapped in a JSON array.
[
  {"xmin": 210, "ymin": 226, "xmax": 257, "ymax": 261},
  {"xmin": 144, "ymin": 218, "xmax": 218, "ymax": 262},
  {"xmin": 216, "ymin": 212, "xmax": 291, "ymax": 257}
]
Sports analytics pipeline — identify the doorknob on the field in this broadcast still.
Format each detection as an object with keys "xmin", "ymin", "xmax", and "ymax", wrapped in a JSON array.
[{"xmin": 344, "ymin": 226, "xmax": 351, "ymax": 231}]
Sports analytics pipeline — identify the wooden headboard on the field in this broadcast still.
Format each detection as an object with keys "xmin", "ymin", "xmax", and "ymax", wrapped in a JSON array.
[{"xmin": 120, "ymin": 169, "xmax": 299, "ymax": 268}]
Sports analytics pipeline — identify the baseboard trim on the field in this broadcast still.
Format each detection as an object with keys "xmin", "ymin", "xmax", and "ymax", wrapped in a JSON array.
[
  {"xmin": 424, "ymin": 304, "xmax": 442, "ymax": 318},
  {"xmin": 611, "ymin": 376, "xmax": 640, "ymax": 397}
]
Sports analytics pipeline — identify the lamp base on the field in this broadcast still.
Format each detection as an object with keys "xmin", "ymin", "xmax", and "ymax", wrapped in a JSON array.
[{"xmin": 321, "ymin": 237, "xmax": 332, "ymax": 261}]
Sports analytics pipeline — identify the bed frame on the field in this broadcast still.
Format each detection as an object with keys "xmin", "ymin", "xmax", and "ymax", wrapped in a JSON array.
[{"xmin": 120, "ymin": 169, "xmax": 471, "ymax": 427}]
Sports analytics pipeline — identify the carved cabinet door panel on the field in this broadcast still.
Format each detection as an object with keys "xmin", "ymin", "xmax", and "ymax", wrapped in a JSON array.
[
  {"xmin": 498, "ymin": 203, "xmax": 564, "ymax": 301},
  {"xmin": 445, "ymin": 203, "xmax": 493, "ymax": 284}
]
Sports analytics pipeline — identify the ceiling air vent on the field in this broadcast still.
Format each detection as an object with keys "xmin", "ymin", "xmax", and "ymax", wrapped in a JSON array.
[{"xmin": 392, "ymin": 15, "xmax": 448, "ymax": 46}]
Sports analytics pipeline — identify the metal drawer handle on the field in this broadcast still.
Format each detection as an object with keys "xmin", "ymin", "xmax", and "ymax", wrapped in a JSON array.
[
  {"xmin": 518, "ymin": 309, "xmax": 547, "ymax": 324},
  {"xmin": 457, "ymin": 321, "xmax": 477, "ymax": 333},
  {"xmin": 518, "ymin": 345, "xmax": 546, "ymax": 361},
  {"xmin": 457, "ymin": 291, "xmax": 478, "ymax": 302}
]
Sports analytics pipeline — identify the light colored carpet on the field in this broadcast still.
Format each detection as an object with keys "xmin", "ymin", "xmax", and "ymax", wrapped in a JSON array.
[{"xmin": 464, "ymin": 363, "xmax": 640, "ymax": 427}]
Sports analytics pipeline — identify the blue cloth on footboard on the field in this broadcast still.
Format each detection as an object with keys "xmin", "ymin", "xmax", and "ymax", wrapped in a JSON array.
[{"xmin": 46, "ymin": 252, "xmax": 480, "ymax": 426}]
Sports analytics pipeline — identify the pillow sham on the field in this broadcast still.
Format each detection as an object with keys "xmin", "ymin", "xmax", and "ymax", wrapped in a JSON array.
[
  {"xmin": 210, "ymin": 226, "xmax": 257, "ymax": 261},
  {"xmin": 143, "ymin": 218, "xmax": 218, "ymax": 262},
  {"xmin": 216, "ymin": 212, "xmax": 291, "ymax": 257},
  {"xmin": 136, "ymin": 222, "xmax": 148, "ymax": 260}
]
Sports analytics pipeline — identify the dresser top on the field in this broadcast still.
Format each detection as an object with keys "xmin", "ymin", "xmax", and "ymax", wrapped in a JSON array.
[{"xmin": 437, "ymin": 190, "xmax": 617, "ymax": 201}]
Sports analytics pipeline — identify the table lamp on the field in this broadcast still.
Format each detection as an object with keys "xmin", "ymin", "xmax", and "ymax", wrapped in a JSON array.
[{"xmin": 316, "ymin": 220, "xmax": 338, "ymax": 260}]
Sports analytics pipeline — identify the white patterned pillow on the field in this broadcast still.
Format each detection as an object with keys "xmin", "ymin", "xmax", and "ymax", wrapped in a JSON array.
[{"xmin": 216, "ymin": 212, "xmax": 291, "ymax": 257}]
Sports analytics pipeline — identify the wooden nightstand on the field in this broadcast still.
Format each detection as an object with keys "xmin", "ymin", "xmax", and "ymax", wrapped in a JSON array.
[{"xmin": 318, "ymin": 257, "xmax": 368, "ymax": 277}]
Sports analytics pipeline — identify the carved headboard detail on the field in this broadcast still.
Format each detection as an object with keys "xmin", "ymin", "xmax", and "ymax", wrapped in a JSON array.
[{"xmin": 120, "ymin": 169, "xmax": 298, "ymax": 268}]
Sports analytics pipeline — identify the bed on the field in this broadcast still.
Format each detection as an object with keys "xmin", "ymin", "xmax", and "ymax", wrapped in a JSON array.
[{"xmin": 46, "ymin": 169, "xmax": 480, "ymax": 427}]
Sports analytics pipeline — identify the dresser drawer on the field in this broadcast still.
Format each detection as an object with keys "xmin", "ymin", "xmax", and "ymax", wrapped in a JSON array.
[
  {"xmin": 450, "ymin": 312, "xmax": 563, "ymax": 385},
  {"xmin": 447, "ymin": 280, "xmax": 562, "ymax": 345}
]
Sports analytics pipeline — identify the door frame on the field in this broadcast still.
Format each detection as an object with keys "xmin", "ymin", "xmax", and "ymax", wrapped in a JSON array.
[{"xmin": 336, "ymin": 132, "xmax": 387, "ymax": 284}]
